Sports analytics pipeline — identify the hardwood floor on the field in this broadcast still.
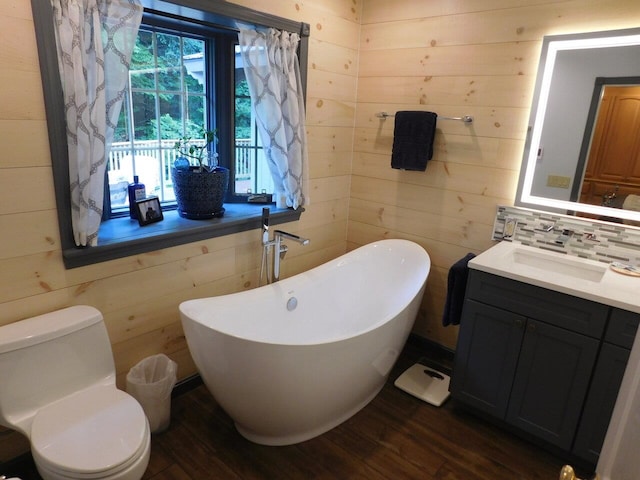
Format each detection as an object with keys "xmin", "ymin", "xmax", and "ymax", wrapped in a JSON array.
[{"xmin": 2, "ymin": 340, "xmax": 573, "ymax": 479}]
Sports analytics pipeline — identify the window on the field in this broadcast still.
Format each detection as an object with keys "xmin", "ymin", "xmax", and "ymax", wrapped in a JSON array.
[
  {"xmin": 106, "ymin": 21, "xmax": 274, "ymax": 218},
  {"xmin": 31, "ymin": 0, "xmax": 309, "ymax": 268},
  {"xmin": 107, "ymin": 29, "xmax": 208, "ymax": 213}
]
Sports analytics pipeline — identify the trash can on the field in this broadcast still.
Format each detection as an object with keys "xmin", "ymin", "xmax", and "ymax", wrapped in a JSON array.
[{"xmin": 126, "ymin": 354, "xmax": 177, "ymax": 433}]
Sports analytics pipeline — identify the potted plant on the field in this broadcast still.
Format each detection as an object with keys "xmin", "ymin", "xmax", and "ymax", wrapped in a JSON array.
[{"xmin": 171, "ymin": 129, "xmax": 229, "ymax": 219}]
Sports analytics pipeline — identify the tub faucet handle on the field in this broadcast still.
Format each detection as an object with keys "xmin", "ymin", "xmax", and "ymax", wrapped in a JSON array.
[{"xmin": 261, "ymin": 207, "xmax": 270, "ymax": 245}]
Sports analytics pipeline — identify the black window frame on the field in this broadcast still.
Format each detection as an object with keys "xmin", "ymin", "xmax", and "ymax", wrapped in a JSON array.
[{"xmin": 31, "ymin": 0, "xmax": 310, "ymax": 269}]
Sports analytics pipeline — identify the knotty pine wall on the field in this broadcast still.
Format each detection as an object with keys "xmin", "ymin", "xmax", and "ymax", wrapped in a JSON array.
[
  {"xmin": 1, "ymin": 0, "xmax": 640, "ymax": 463},
  {"xmin": 351, "ymin": 0, "xmax": 640, "ymax": 349},
  {"xmin": 0, "ymin": 0, "xmax": 358, "ymax": 460}
]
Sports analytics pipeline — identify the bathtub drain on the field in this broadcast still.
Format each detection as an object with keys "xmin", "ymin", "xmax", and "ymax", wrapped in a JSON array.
[{"xmin": 286, "ymin": 297, "xmax": 298, "ymax": 311}]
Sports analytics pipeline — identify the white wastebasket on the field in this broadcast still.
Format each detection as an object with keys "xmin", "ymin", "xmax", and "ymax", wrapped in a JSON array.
[{"xmin": 126, "ymin": 354, "xmax": 177, "ymax": 433}]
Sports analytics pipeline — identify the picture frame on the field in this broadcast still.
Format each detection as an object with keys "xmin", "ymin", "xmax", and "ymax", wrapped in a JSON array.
[{"xmin": 135, "ymin": 196, "xmax": 164, "ymax": 226}]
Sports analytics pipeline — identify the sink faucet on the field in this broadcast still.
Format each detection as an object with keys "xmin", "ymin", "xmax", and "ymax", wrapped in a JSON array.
[
  {"xmin": 259, "ymin": 208, "xmax": 310, "ymax": 284},
  {"xmin": 555, "ymin": 229, "xmax": 574, "ymax": 246}
]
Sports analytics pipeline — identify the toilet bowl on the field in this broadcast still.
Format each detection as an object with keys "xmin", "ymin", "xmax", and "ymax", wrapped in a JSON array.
[
  {"xmin": 31, "ymin": 387, "xmax": 150, "ymax": 480},
  {"xmin": 0, "ymin": 306, "xmax": 151, "ymax": 480}
]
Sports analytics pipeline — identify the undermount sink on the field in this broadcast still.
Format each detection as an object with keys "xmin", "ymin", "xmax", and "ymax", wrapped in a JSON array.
[
  {"xmin": 507, "ymin": 246, "xmax": 607, "ymax": 283},
  {"xmin": 469, "ymin": 241, "xmax": 639, "ymax": 313}
]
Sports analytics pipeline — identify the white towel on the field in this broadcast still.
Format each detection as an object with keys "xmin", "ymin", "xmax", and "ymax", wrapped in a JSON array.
[
  {"xmin": 621, "ymin": 194, "xmax": 640, "ymax": 226},
  {"xmin": 623, "ymin": 194, "xmax": 640, "ymax": 211}
]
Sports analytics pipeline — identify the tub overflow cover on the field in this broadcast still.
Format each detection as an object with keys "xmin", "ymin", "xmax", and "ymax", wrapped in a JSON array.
[{"xmin": 286, "ymin": 297, "xmax": 298, "ymax": 311}]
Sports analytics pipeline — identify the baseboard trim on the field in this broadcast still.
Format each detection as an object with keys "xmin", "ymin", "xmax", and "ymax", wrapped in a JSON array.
[
  {"xmin": 172, "ymin": 373, "xmax": 203, "ymax": 398},
  {"xmin": 406, "ymin": 333, "xmax": 455, "ymax": 376},
  {"xmin": 407, "ymin": 333, "xmax": 455, "ymax": 359}
]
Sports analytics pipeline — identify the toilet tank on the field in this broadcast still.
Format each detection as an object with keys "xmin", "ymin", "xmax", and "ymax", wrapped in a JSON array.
[{"xmin": 0, "ymin": 305, "xmax": 116, "ymax": 435}]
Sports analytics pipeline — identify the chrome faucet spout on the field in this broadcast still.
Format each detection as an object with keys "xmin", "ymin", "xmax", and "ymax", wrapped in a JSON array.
[
  {"xmin": 274, "ymin": 230, "xmax": 310, "ymax": 246},
  {"xmin": 259, "ymin": 219, "xmax": 310, "ymax": 285}
]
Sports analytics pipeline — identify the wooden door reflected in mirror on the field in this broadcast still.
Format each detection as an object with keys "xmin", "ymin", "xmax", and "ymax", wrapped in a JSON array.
[{"xmin": 580, "ymin": 85, "xmax": 640, "ymax": 212}]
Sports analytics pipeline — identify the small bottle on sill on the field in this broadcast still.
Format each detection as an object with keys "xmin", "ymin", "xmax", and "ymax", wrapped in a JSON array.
[{"xmin": 128, "ymin": 175, "xmax": 146, "ymax": 220}]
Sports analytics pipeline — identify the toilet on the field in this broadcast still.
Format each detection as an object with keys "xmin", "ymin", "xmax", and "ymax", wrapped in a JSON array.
[{"xmin": 0, "ymin": 306, "xmax": 150, "ymax": 480}]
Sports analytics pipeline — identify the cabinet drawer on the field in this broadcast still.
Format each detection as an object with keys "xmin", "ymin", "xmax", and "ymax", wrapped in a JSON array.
[
  {"xmin": 605, "ymin": 309, "xmax": 640, "ymax": 349},
  {"xmin": 466, "ymin": 270, "xmax": 608, "ymax": 338}
]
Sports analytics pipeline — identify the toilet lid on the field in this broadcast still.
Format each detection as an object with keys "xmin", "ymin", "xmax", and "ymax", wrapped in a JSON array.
[{"xmin": 31, "ymin": 386, "xmax": 149, "ymax": 476}]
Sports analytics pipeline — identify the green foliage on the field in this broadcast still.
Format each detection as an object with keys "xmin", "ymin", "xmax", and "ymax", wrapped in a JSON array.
[
  {"xmin": 174, "ymin": 128, "xmax": 218, "ymax": 172},
  {"xmin": 118, "ymin": 28, "xmax": 254, "ymax": 151},
  {"xmin": 235, "ymin": 80, "xmax": 252, "ymax": 139},
  {"xmin": 127, "ymin": 29, "xmax": 206, "ymax": 142}
]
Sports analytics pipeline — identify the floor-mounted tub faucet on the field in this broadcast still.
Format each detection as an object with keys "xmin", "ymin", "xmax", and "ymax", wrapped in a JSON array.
[{"xmin": 260, "ymin": 208, "xmax": 310, "ymax": 285}]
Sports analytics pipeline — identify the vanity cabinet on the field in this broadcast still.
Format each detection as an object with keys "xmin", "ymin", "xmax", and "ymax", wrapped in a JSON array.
[
  {"xmin": 572, "ymin": 309, "xmax": 639, "ymax": 464},
  {"xmin": 450, "ymin": 270, "xmax": 638, "ymax": 463}
]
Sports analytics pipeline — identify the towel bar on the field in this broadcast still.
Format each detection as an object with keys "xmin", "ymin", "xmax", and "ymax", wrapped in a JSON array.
[{"xmin": 376, "ymin": 111, "xmax": 473, "ymax": 124}]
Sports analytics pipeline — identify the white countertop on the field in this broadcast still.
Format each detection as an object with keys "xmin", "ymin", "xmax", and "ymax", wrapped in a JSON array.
[{"xmin": 469, "ymin": 241, "xmax": 640, "ymax": 314}]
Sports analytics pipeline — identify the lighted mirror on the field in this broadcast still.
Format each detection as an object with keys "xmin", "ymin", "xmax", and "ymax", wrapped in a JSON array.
[{"xmin": 515, "ymin": 28, "xmax": 640, "ymax": 224}]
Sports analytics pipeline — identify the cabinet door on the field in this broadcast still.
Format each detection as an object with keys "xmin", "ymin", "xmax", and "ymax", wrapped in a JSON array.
[
  {"xmin": 506, "ymin": 320, "xmax": 599, "ymax": 450},
  {"xmin": 606, "ymin": 309, "xmax": 640, "ymax": 349},
  {"xmin": 573, "ymin": 342, "xmax": 630, "ymax": 465},
  {"xmin": 450, "ymin": 300, "xmax": 525, "ymax": 418}
]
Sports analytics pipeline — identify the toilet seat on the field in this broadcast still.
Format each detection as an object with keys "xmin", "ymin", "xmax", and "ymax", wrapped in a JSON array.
[{"xmin": 31, "ymin": 386, "xmax": 150, "ymax": 479}]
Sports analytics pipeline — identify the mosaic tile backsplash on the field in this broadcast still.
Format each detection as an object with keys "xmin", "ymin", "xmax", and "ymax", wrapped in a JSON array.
[{"xmin": 493, "ymin": 206, "xmax": 640, "ymax": 267}]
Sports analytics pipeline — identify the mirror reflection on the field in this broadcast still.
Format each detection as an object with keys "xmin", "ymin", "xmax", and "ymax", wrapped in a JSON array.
[
  {"xmin": 516, "ymin": 28, "xmax": 640, "ymax": 224},
  {"xmin": 574, "ymin": 80, "xmax": 640, "ymax": 216}
]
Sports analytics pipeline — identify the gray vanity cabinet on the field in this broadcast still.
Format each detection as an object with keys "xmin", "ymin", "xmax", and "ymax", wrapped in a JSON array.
[
  {"xmin": 448, "ymin": 300, "xmax": 525, "ymax": 418},
  {"xmin": 504, "ymin": 319, "xmax": 599, "ymax": 449},
  {"xmin": 450, "ymin": 270, "xmax": 616, "ymax": 456},
  {"xmin": 572, "ymin": 309, "xmax": 639, "ymax": 464}
]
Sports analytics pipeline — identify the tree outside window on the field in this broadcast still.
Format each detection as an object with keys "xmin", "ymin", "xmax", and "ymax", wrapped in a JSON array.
[{"xmin": 106, "ymin": 27, "xmax": 271, "ymax": 217}]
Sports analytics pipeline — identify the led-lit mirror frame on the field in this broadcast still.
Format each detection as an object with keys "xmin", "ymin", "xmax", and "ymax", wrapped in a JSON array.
[{"xmin": 515, "ymin": 28, "xmax": 640, "ymax": 224}]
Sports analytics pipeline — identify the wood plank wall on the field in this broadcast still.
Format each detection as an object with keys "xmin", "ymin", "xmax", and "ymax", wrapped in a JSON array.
[
  {"xmin": 0, "ymin": 0, "xmax": 358, "ymax": 460},
  {"xmin": 352, "ymin": 0, "xmax": 640, "ymax": 349},
  {"xmin": 1, "ymin": 0, "xmax": 640, "ymax": 463}
]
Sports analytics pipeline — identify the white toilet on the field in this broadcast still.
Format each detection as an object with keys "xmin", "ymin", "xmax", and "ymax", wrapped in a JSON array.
[{"xmin": 0, "ymin": 306, "xmax": 151, "ymax": 480}]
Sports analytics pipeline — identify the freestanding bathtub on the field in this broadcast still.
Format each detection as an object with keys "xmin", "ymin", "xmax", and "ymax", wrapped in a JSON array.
[{"xmin": 179, "ymin": 239, "xmax": 431, "ymax": 445}]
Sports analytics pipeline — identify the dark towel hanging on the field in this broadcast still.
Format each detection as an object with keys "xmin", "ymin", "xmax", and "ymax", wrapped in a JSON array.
[
  {"xmin": 442, "ymin": 253, "xmax": 476, "ymax": 326},
  {"xmin": 391, "ymin": 111, "xmax": 438, "ymax": 171}
]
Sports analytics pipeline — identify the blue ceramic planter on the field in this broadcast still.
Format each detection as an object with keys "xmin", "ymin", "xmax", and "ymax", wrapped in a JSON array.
[{"xmin": 171, "ymin": 166, "xmax": 229, "ymax": 219}]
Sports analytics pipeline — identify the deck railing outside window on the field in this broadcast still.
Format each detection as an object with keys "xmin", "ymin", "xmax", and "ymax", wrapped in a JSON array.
[{"xmin": 107, "ymin": 139, "xmax": 264, "ymax": 208}]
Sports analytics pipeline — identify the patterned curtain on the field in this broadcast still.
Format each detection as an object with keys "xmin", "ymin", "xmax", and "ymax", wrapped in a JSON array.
[
  {"xmin": 238, "ymin": 26, "xmax": 309, "ymax": 209},
  {"xmin": 51, "ymin": 0, "xmax": 142, "ymax": 246}
]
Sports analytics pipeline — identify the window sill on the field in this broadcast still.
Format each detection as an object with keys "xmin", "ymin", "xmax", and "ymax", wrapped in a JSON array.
[{"xmin": 62, "ymin": 204, "xmax": 302, "ymax": 269}]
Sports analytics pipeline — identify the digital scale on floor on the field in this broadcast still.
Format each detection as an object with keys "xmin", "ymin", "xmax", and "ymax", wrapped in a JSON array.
[{"xmin": 394, "ymin": 360, "xmax": 451, "ymax": 407}]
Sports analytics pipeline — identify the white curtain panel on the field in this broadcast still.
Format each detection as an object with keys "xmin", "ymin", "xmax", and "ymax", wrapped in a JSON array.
[
  {"xmin": 51, "ymin": 0, "xmax": 142, "ymax": 246},
  {"xmin": 238, "ymin": 26, "xmax": 309, "ymax": 209}
]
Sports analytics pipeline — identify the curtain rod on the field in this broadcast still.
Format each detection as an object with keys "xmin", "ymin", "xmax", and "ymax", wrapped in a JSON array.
[{"xmin": 375, "ymin": 111, "xmax": 474, "ymax": 124}]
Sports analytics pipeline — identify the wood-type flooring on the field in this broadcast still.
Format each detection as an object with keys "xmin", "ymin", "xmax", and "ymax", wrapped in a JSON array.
[{"xmin": 2, "ymin": 339, "xmax": 574, "ymax": 479}]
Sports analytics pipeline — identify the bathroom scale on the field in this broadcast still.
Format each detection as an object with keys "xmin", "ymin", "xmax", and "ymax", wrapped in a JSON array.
[{"xmin": 394, "ymin": 363, "xmax": 451, "ymax": 407}]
